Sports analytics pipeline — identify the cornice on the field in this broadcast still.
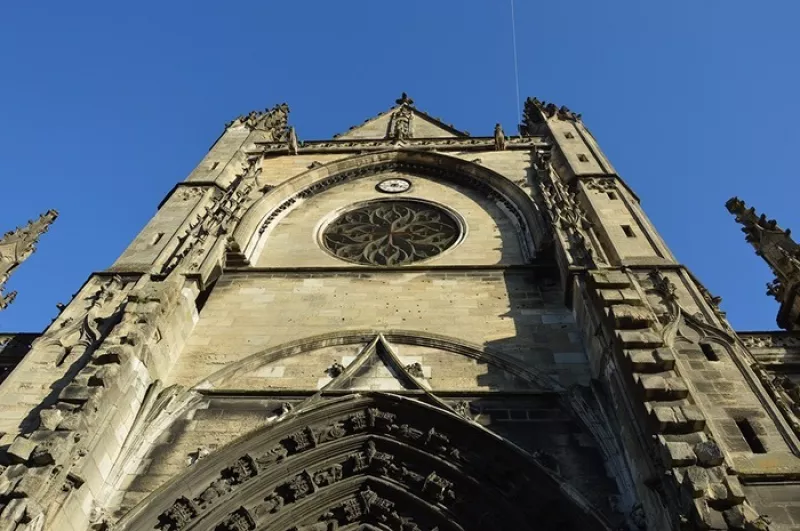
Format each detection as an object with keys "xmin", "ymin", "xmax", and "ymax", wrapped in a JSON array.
[{"xmin": 249, "ymin": 135, "xmax": 548, "ymax": 157}]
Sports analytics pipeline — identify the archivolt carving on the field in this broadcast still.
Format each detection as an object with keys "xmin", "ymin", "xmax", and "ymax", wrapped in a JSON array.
[{"xmin": 120, "ymin": 394, "xmax": 612, "ymax": 531}]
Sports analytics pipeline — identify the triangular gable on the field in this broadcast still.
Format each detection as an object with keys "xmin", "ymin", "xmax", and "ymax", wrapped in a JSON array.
[
  {"xmin": 322, "ymin": 334, "xmax": 431, "ymax": 392},
  {"xmin": 335, "ymin": 93, "xmax": 469, "ymax": 140}
]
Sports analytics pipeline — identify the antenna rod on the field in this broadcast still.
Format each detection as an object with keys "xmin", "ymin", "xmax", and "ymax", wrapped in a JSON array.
[{"xmin": 510, "ymin": 0, "xmax": 522, "ymax": 127}]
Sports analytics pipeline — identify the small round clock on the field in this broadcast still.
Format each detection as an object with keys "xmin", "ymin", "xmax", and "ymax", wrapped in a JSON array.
[{"xmin": 376, "ymin": 178, "xmax": 411, "ymax": 194}]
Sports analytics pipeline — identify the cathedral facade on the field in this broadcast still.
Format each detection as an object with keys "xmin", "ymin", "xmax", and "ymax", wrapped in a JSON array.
[{"xmin": 1, "ymin": 95, "xmax": 799, "ymax": 530}]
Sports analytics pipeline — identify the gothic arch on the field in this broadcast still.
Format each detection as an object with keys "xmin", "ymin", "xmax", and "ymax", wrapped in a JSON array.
[
  {"xmin": 117, "ymin": 393, "xmax": 613, "ymax": 531},
  {"xmin": 232, "ymin": 150, "xmax": 545, "ymax": 265},
  {"xmin": 194, "ymin": 329, "xmax": 565, "ymax": 393}
]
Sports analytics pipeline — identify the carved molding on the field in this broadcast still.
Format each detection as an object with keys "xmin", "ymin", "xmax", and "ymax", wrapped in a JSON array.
[
  {"xmin": 250, "ymin": 157, "xmax": 536, "ymax": 263},
  {"xmin": 120, "ymin": 393, "xmax": 613, "ymax": 531},
  {"xmin": 533, "ymin": 148, "xmax": 606, "ymax": 268},
  {"xmin": 252, "ymin": 136, "xmax": 541, "ymax": 156},
  {"xmin": 196, "ymin": 330, "xmax": 562, "ymax": 394},
  {"xmin": 162, "ymin": 161, "xmax": 261, "ymax": 278}
]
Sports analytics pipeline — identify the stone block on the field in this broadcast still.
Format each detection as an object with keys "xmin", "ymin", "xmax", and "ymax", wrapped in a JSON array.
[
  {"xmin": 590, "ymin": 270, "xmax": 631, "ymax": 288},
  {"xmin": 683, "ymin": 466, "xmax": 710, "ymax": 497},
  {"xmin": 616, "ymin": 330, "xmax": 662, "ymax": 349},
  {"xmin": 649, "ymin": 406, "xmax": 676, "ymax": 432},
  {"xmin": 29, "ymin": 432, "xmax": 73, "ymax": 467},
  {"xmin": 625, "ymin": 348, "xmax": 675, "ymax": 372},
  {"xmin": 14, "ymin": 466, "xmax": 51, "ymax": 498},
  {"xmin": 648, "ymin": 404, "xmax": 705, "ymax": 433},
  {"xmin": 58, "ymin": 384, "xmax": 93, "ymax": 404},
  {"xmin": 680, "ymin": 405, "xmax": 706, "ymax": 432},
  {"xmin": 38, "ymin": 409, "xmax": 63, "ymax": 431},
  {"xmin": 724, "ymin": 474, "xmax": 745, "ymax": 504},
  {"xmin": 694, "ymin": 440, "xmax": 724, "ymax": 467},
  {"xmin": 598, "ymin": 289, "xmax": 641, "ymax": 306},
  {"xmin": 659, "ymin": 438, "xmax": 696, "ymax": 467},
  {"xmin": 7, "ymin": 437, "xmax": 36, "ymax": 464},
  {"xmin": 608, "ymin": 305, "xmax": 653, "ymax": 329},
  {"xmin": 636, "ymin": 374, "xmax": 689, "ymax": 400},
  {"xmin": 88, "ymin": 365, "xmax": 120, "ymax": 387}
]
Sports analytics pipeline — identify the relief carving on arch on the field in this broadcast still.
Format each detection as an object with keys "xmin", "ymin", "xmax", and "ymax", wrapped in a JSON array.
[{"xmin": 135, "ymin": 396, "xmax": 613, "ymax": 531}]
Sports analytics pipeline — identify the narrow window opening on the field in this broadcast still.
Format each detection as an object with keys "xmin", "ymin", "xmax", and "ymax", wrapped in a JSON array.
[
  {"xmin": 736, "ymin": 418, "xmax": 766, "ymax": 453},
  {"xmin": 621, "ymin": 225, "xmax": 635, "ymax": 238},
  {"xmin": 607, "ymin": 192, "xmax": 618, "ymax": 200},
  {"xmin": 210, "ymin": 161, "xmax": 220, "ymax": 170},
  {"xmin": 564, "ymin": 132, "xmax": 575, "ymax": 139},
  {"xmin": 150, "ymin": 232, "xmax": 165, "ymax": 246},
  {"xmin": 700, "ymin": 342, "xmax": 719, "ymax": 361},
  {"xmin": 577, "ymin": 154, "xmax": 589, "ymax": 162}
]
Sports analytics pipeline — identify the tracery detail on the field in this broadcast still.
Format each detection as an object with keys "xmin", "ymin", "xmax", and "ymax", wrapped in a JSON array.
[{"xmin": 322, "ymin": 201, "xmax": 460, "ymax": 266}]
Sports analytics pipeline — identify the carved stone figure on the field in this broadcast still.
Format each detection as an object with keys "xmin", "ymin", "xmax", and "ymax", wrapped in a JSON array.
[
  {"xmin": 493, "ymin": 123, "xmax": 506, "ymax": 151},
  {"xmin": 288, "ymin": 126, "xmax": 299, "ymax": 155}
]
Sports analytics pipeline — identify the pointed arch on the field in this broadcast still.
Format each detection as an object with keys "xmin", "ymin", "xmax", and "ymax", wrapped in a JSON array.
[
  {"xmin": 232, "ymin": 150, "xmax": 546, "ymax": 265},
  {"xmin": 116, "ymin": 393, "xmax": 613, "ymax": 531},
  {"xmin": 194, "ymin": 329, "xmax": 564, "ymax": 393}
]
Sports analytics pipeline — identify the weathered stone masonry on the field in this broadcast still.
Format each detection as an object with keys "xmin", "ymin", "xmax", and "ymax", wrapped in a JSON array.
[{"xmin": 1, "ymin": 96, "xmax": 799, "ymax": 531}]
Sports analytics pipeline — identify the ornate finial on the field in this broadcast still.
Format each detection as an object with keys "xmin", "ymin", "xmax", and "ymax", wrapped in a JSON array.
[
  {"xmin": 0, "ymin": 209, "xmax": 58, "ymax": 311},
  {"xmin": 395, "ymin": 92, "xmax": 414, "ymax": 106},
  {"xmin": 226, "ymin": 103, "xmax": 290, "ymax": 141},
  {"xmin": 727, "ymin": 196, "xmax": 800, "ymax": 330}
]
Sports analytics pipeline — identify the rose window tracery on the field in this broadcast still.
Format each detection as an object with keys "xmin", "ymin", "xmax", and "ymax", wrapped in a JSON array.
[{"xmin": 322, "ymin": 201, "xmax": 461, "ymax": 266}]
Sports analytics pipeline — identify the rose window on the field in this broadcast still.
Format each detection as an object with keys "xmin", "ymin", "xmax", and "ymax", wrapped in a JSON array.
[{"xmin": 322, "ymin": 201, "xmax": 461, "ymax": 266}]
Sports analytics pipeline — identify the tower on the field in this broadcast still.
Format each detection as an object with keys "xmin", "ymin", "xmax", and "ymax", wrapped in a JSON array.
[{"xmin": 1, "ymin": 95, "xmax": 799, "ymax": 531}]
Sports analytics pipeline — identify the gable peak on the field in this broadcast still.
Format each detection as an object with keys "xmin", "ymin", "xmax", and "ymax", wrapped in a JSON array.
[{"xmin": 335, "ymin": 93, "xmax": 468, "ymax": 140}]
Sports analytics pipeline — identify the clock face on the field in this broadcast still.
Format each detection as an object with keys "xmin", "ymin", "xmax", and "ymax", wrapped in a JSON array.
[{"xmin": 376, "ymin": 178, "xmax": 411, "ymax": 194}]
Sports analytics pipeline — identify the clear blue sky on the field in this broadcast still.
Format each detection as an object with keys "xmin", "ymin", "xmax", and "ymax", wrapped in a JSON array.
[{"xmin": 1, "ymin": 1, "xmax": 798, "ymax": 333}]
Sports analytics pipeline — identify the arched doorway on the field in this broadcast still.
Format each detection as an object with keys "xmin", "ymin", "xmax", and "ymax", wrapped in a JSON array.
[{"xmin": 118, "ymin": 393, "xmax": 613, "ymax": 530}]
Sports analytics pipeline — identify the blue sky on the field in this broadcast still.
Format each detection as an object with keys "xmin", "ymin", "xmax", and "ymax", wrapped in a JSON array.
[{"xmin": 0, "ymin": 1, "xmax": 798, "ymax": 332}]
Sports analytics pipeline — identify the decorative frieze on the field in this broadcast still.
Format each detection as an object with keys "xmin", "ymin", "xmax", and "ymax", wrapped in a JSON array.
[{"xmin": 251, "ymin": 135, "xmax": 541, "ymax": 156}]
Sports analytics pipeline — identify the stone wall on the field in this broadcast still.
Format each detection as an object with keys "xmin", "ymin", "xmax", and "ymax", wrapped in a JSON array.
[{"xmin": 170, "ymin": 270, "xmax": 589, "ymax": 390}]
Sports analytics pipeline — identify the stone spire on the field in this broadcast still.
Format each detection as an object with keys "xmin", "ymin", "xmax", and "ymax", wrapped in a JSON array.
[
  {"xmin": 726, "ymin": 197, "xmax": 800, "ymax": 330},
  {"xmin": 0, "ymin": 209, "xmax": 58, "ymax": 310}
]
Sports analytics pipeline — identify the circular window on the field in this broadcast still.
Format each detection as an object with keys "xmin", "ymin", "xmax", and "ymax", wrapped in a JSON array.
[{"xmin": 322, "ymin": 200, "xmax": 462, "ymax": 266}]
